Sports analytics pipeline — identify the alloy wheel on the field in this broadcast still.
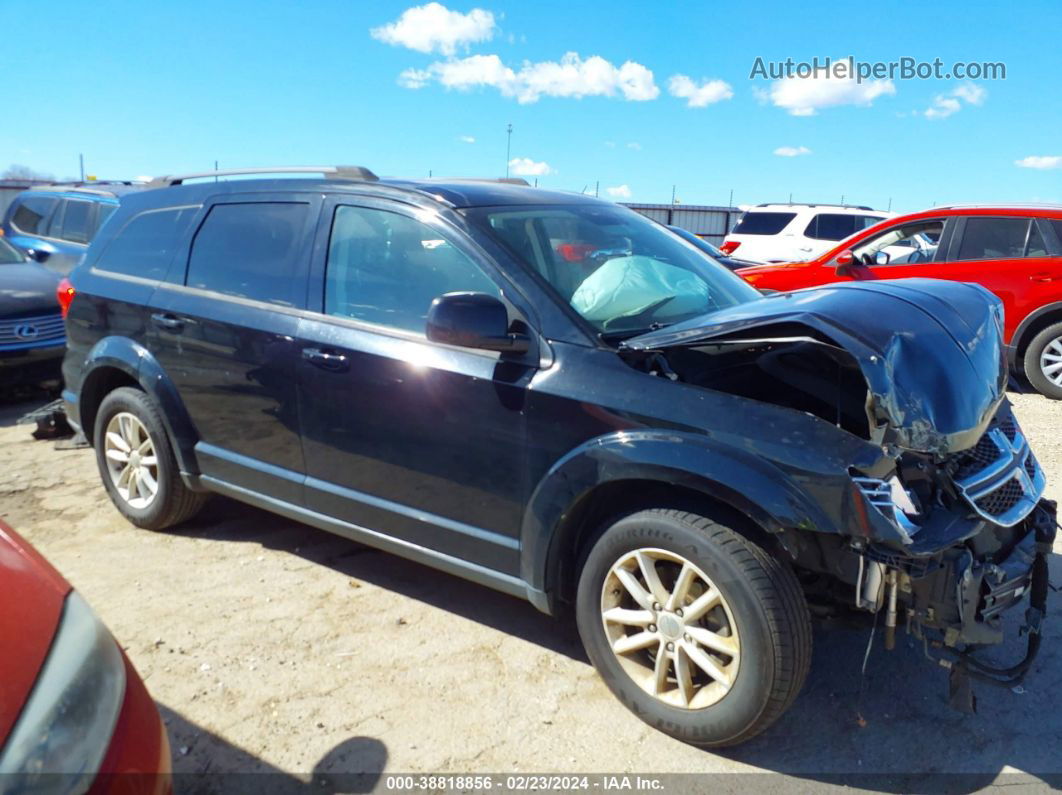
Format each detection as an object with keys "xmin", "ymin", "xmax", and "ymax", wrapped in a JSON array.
[
  {"xmin": 600, "ymin": 548, "xmax": 740, "ymax": 709},
  {"xmin": 1040, "ymin": 336, "xmax": 1062, "ymax": 387},
  {"xmin": 103, "ymin": 412, "xmax": 160, "ymax": 510}
]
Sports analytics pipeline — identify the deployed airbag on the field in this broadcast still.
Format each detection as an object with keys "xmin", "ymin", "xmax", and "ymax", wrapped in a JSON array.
[{"xmin": 571, "ymin": 256, "xmax": 708, "ymax": 327}]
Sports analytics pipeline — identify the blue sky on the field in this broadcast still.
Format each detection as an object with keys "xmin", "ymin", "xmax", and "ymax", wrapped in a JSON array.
[{"xmin": 5, "ymin": 0, "xmax": 1061, "ymax": 212}]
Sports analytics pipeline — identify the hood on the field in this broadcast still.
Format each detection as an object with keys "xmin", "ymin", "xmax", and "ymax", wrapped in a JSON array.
[
  {"xmin": 0, "ymin": 262, "xmax": 62, "ymax": 319},
  {"xmin": 0, "ymin": 522, "xmax": 71, "ymax": 743},
  {"xmin": 622, "ymin": 279, "xmax": 1006, "ymax": 455}
]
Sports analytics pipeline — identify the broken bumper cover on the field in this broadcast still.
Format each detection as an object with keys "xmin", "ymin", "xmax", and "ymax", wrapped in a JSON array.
[{"xmin": 908, "ymin": 499, "xmax": 1056, "ymax": 682}]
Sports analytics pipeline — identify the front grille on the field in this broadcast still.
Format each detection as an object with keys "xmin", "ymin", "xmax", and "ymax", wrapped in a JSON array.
[
  {"xmin": 0, "ymin": 313, "xmax": 65, "ymax": 349},
  {"xmin": 952, "ymin": 417, "xmax": 1045, "ymax": 527}
]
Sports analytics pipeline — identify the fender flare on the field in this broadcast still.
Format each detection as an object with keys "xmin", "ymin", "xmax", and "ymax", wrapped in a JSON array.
[
  {"xmin": 1012, "ymin": 301, "xmax": 1062, "ymax": 356},
  {"xmin": 518, "ymin": 430, "xmax": 838, "ymax": 602},
  {"xmin": 79, "ymin": 336, "xmax": 200, "ymax": 474}
]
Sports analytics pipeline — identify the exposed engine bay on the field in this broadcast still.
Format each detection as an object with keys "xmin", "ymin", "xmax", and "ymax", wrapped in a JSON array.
[{"xmin": 619, "ymin": 278, "xmax": 1057, "ymax": 710}]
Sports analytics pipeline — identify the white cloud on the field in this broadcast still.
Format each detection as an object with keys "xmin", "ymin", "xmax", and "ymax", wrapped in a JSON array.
[
  {"xmin": 458, "ymin": 135, "xmax": 476, "ymax": 144},
  {"xmin": 508, "ymin": 157, "xmax": 551, "ymax": 176},
  {"xmin": 925, "ymin": 96, "xmax": 961, "ymax": 119},
  {"xmin": 626, "ymin": 142, "xmax": 641, "ymax": 150},
  {"xmin": 774, "ymin": 146, "xmax": 811, "ymax": 157},
  {"xmin": 371, "ymin": 2, "xmax": 495, "ymax": 56},
  {"xmin": 398, "ymin": 51, "xmax": 659, "ymax": 103},
  {"xmin": 925, "ymin": 82, "xmax": 987, "ymax": 120},
  {"xmin": 953, "ymin": 82, "xmax": 987, "ymax": 105},
  {"xmin": 668, "ymin": 75, "xmax": 733, "ymax": 108},
  {"xmin": 763, "ymin": 62, "xmax": 894, "ymax": 115},
  {"xmin": 1015, "ymin": 155, "xmax": 1062, "ymax": 170},
  {"xmin": 604, "ymin": 141, "xmax": 616, "ymax": 148},
  {"xmin": 606, "ymin": 184, "xmax": 632, "ymax": 198}
]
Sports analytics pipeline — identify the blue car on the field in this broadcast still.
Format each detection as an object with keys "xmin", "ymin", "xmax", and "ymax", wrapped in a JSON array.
[{"xmin": 1, "ymin": 182, "xmax": 143, "ymax": 274}]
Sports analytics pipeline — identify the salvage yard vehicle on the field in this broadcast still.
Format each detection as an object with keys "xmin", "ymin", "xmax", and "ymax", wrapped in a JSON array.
[
  {"xmin": 720, "ymin": 202, "xmax": 891, "ymax": 263},
  {"xmin": 0, "ymin": 519, "xmax": 171, "ymax": 792},
  {"xmin": 1, "ymin": 181, "xmax": 143, "ymax": 274},
  {"xmin": 737, "ymin": 204, "xmax": 1062, "ymax": 398},
  {"xmin": 59, "ymin": 167, "xmax": 1055, "ymax": 747},
  {"xmin": 0, "ymin": 236, "xmax": 65, "ymax": 389}
]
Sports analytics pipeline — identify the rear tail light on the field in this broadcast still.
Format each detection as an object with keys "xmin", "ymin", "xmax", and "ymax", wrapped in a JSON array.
[
  {"xmin": 719, "ymin": 241, "xmax": 741, "ymax": 255},
  {"xmin": 57, "ymin": 278, "xmax": 76, "ymax": 318}
]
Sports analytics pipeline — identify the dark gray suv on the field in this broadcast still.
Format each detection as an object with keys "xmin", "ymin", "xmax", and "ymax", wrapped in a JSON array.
[{"xmin": 59, "ymin": 166, "xmax": 1056, "ymax": 746}]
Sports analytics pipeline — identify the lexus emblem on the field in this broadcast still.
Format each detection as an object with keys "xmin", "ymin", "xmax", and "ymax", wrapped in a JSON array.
[{"xmin": 13, "ymin": 323, "xmax": 40, "ymax": 341}]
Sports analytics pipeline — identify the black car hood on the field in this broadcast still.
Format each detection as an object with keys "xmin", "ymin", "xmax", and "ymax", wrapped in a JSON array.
[
  {"xmin": 622, "ymin": 279, "xmax": 1007, "ymax": 455},
  {"xmin": 0, "ymin": 262, "xmax": 61, "ymax": 319}
]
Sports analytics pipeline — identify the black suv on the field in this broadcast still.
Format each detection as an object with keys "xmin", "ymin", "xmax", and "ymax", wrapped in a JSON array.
[{"xmin": 61, "ymin": 166, "xmax": 1055, "ymax": 746}]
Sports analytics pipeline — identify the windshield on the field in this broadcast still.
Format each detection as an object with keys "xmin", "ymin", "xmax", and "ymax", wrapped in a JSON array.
[
  {"xmin": 0, "ymin": 238, "xmax": 27, "ymax": 264},
  {"xmin": 668, "ymin": 226, "xmax": 725, "ymax": 258},
  {"xmin": 466, "ymin": 204, "xmax": 761, "ymax": 335}
]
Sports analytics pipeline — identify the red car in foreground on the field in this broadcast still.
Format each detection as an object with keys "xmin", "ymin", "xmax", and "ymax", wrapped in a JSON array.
[
  {"xmin": 0, "ymin": 520, "xmax": 170, "ymax": 793},
  {"xmin": 737, "ymin": 205, "xmax": 1062, "ymax": 398}
]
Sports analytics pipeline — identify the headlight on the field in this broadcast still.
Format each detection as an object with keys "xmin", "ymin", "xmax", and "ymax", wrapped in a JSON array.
[{"xmin": 0, "ymin": 591, "xmax": 126, "ymax": 793}]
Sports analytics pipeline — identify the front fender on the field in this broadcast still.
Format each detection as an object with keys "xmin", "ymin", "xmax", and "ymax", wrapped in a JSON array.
[
  {"xmin": 519, "ymin": 429, "xmax": 839, "ymax": 598},
  {"xmin": 79, "ymin": 336, "xmax": 200, "ymax": 475}
]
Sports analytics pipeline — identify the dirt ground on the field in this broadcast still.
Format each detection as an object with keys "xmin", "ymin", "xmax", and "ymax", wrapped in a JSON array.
[{"xmin": 1, "ymin": 391, "xmax": 1061, "ymax": 791}]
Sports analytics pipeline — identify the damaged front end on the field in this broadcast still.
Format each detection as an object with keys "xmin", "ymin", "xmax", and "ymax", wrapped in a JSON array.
[{"xmin": 621, "ymin": 278, "xmax": 1057, "ymax": 709}]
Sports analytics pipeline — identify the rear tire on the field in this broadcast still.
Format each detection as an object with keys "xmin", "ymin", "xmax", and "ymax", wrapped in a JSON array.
[
  {"xmin": 1023, "ymin": 322, "xmax": 1062, "ymax": 399},
  {"xmin": 94, "ymin": 387, "xmax": 207, "ymax": 530},
  {"xmin": 575, "ymin": 508, "xmax": 811, "ymax": 747}
]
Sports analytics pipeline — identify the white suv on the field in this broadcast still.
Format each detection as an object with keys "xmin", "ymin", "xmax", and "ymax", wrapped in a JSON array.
[{"xmin": 721, "ymin": 203, "xmax": 893, "ymax": 263}]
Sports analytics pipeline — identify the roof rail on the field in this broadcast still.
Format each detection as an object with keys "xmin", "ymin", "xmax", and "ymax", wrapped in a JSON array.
[
  {"xmin": 147, "ymin": 166, "xmax": 379, "ymax": 188},
  {"xmin": 419, "ymin": 177, "xmax": 530, "ymax": 186},
  {"xmin": 755, "ymin": 202, "xmax": 874, "ymax": 211},
  {"xmin": 932, "ymin": 202, "xmax": 1062, "ymax": 210}
]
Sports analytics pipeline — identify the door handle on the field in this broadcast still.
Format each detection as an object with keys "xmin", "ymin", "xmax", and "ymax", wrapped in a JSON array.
[
  {"xmin": 1030, "ymin": 272, "xmax": 1055, "ymax": 283},
  {"xmin": 302, "ymin": 347, "xmax": 350, "ymax": 372},
  {"xmin": 151, "ymin": 312, "xmax": 190, "ymax": 331}
]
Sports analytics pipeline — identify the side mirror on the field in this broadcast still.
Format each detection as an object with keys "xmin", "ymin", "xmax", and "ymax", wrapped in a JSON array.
[
  {"xmin": 26, "ymin": 248, "xmax": 51, "ymax": 263},
  {"xmin": 874, "ymin": 250, "xmax": 890, "ymax": 266},
  {"xmin": 426, "ymin": 292, "xmax": 530, "ymax": 354},
  {"xmin": 834, "ymin": 250, "xmax": 855, "ymax": 276}
]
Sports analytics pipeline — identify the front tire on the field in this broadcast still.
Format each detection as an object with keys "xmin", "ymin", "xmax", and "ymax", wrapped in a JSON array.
[
  {"xmin": 94, "ymin": 387, "xmax": 207, "ymax": 530},
  {"xmin": 1023, "ymin": 321, "xmax": 1062, "ymax": 399},
  {"xmin": 576, "ymin": 509, "xmax": 811, "ymax": 747}
]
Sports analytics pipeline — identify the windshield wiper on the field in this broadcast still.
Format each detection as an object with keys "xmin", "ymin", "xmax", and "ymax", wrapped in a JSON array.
[{"xmin": 598, "ymin": 321, "xmax": 673, "ymax": 344}]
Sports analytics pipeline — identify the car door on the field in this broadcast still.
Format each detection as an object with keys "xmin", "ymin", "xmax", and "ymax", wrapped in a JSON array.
[
  {"xmin": 147, "ymin": 194, "xmax": 319, "ymax": 504},
  {"xmin": 830, "ymin": 217, "xmax": 954, "ymax": 282},
  {"xmin": 295, "ymin": 198, "xmax": 537, "ymax": 575},
  {"xmin": 942, "ymin": 216, "xmax": 1062, "ymax": 342}
]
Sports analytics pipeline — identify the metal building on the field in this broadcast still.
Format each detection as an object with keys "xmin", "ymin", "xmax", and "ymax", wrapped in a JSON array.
[{"xmin": 621, "ymin": 203, "xmax": 740, "ymax": 246}]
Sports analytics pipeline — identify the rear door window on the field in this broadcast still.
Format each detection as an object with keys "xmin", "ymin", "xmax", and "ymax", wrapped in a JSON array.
[
  {"xmin": 10, "ymin": 195, "xmax": 59, "ymax": 235},
  {"xmin": 956, "ymin": 218, "xmax": 1031, "ymax": 260},
  {"xmin": 96, "ymin": 206, "xmax": 198, "ymax": 280},
  {"xmin": 804, "ymin": 213, "xmax": 857, "ymax": 241},
  {"xmin": 731, "ymin": 212, "xmax": 796, "ymax": 235},
  {"xmin": 186, "ymin": 202, "xmax": 310, "ymax": 306},
  {"xmin": 57, "ymin": 199, "xmax": 94, "ymax": 243}
]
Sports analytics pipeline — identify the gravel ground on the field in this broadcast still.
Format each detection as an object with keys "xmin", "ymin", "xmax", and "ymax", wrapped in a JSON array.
[{"xmin": 1, "ymin": 392, "xmax": 1060, "ymax": 791}]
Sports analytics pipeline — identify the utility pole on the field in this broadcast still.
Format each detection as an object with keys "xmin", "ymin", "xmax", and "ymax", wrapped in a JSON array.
[
  {"xmin": 841, "ymin": 194, "xmax": 845, "ymax": 204},
  {"xmin": 505, "ymin": 123, "xmax": 513, "ymax": 177},
  {"xmin": 728, "ymin": 188, "xmax": 733, "ymax": 208},
  {"xmin": 789, "ymin": 192, "xmax": 793, "ymax": 203},
  {"xmin": 214, "ymin": 160, "xmax": 219, "ymax": 183},
  {"xmin": 79, "ymin": 154, "xmax": 84, "ymax": 182},
  {"xmin": 595, "ymin": 181, "xmax": 599, "ymax": 198},
  {"xmin": 887, "ymin": 197, "xmax": 892, "ymax": 211},
  {"xmin": 671, "ymin": 185, "xmax": 676, "ymax": 205}
]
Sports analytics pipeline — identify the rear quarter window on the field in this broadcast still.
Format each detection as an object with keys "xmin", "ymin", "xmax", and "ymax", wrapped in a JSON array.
[
  {"xmin": 731, "ymin": 212, "xmax": 796, "ymax": 235},
  {"xmin": 95, "ymin": 206, "xmax": 198, "ymax": 280},
  {"xmin": 10, "ymin": 195, "xmax": 59, "ymax": 235},
  {"xmin": 804, "ymin": 213, "xmax": 858, "ymax": 241}
]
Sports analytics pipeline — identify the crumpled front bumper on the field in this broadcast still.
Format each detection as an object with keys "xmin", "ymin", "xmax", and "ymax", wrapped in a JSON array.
[{"xmin": 906, "ymin": 499, "xmax": 1056, "ymax": 653}]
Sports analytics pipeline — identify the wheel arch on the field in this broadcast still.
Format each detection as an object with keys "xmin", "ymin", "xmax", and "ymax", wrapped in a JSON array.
[
  {"xmin": 77, "ymin": 336, "xmax": 201, "ymax": 475},
  {"xmin": 519, "ymin": 431, "xmax": 832, "ymax": 614},
  {"xmin": 1013, "ymin": 302, "xmax": 1062, "ymax": 363}
]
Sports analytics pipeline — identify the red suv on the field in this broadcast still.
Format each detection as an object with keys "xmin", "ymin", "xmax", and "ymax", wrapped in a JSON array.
[{"xmin": 737, "ymin": 205, "xmax": 1062, "ymax": 397}]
